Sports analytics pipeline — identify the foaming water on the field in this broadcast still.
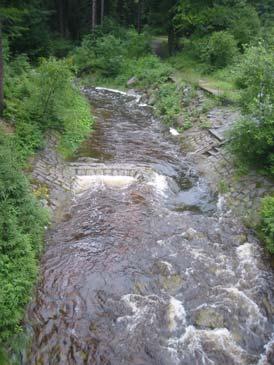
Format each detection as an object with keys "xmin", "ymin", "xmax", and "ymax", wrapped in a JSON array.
[
  {"xmin": 26, "ymin": 87, "xmax": 274, "ymax": 365},
  {"xmin": 75, "ymin": 175, "xmax": 136, "ymax": 192}
]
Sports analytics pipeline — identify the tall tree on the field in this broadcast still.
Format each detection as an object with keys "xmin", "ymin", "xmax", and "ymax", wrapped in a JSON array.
[
  {"xmin": 0, "ymin": 19, "xmax": 3, "ymax": 115},
  {"xmin": 0, "ymin": 5, "xmax": 24, "ymax": 115},
  {"xmin": 57, "ymin": 0, "xmax": 65, "ymax": 36},
  {"xmin": 137, "ymin": 0, "xmax": 142, "ymax": 33},
  {"xmin": 101, "ymin": 0, "xmax": 104, "ymax": 25},
  {"xmin": 92, "ymin": 0, "xmax": 97, "ymax": 31}
]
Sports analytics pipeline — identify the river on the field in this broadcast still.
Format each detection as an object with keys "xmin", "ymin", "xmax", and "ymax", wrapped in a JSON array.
[{"xmin": 26, "ymin": 88, "xmax": 274, "ymax": 365}]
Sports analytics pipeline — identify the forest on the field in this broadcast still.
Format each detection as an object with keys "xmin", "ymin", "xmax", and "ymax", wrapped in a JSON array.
[{"xmin": 0, "ymin": 0, "xmax": 274, "ymax": 363}]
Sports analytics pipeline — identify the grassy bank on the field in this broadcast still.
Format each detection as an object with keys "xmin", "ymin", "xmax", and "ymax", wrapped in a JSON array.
[{"xmin": 168, "ymin": 53, "xmax": 240, "ymax": 103}]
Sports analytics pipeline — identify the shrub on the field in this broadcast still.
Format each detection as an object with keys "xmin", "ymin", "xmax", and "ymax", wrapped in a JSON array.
[
  {"xmin": 5, "ymin": 57, "xmax": 93, "ymax": 158},
  {"xmin": 260, "ymin": 196, "xmax": 274, "ymax": 253},
  {"xmin": 228, "ymin": 117, "xmax": 274, "ymax": 175},
  {"xmin": 228, "ymin": 5, "xmax": 261, "ymax": 48},
  {"xmin": 154, "ymin": 83, "xmax": 181, "ymax": 125},
  {"xmin": 229, "ymin": 44, "xmax": 274, "ymax": 176},
  {"xmin": 125, "ymin": 55, "xmax": 172, "ymax": 89},
  {"xmin": 203, "ymin": 31, "xmax": 238, "ymax": 69},
  {"xmin": 123, "ymin": 29, "xmax": 151, "ymax": 59},
  {"xmin": 93, "ymin": 34, "xmax": 125, "ymax": 77},
  {"xmin": 72, "ymin": 35, "xmax": 96, "ymax": 75},
  {"xmin": 0, "ymin": 132, "xmax": 48, "ymax": 343},
  {"xmin": 235, "ymin": 44, "xmax": 274, "ymax": 113},
  {"xmin": 73, "ymin": 25, "xmax": 151, "ymax": 79}
]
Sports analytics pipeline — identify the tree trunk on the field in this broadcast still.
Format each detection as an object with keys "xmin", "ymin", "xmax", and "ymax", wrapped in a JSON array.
[
  {"xmin": 137, "ymin": 0, "xmax": 142, "ymax": 34},
  {"xmin": 57, "ymin": 0, "xmax": 65, "ymax": 36},
  {"xmin": 92, "ymin": 0, "xmax": 97, "ymax": 32},
  {"xmin": 101, "ymin": 0, "xmax": 105, "ymax": 25},
  {"xmin": 168, "ymin": 24, "xmax": 175, "ymax": 56},
  {"xmin": 0, "ymin": 21, "xmax": 4, "ymax": 115}
]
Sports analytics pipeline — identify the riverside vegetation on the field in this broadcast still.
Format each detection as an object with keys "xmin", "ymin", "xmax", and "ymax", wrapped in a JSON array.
[
  {"xmin": 0, "ymin": 0, "xmax": 274, "ymax": 361},
  {"xmin": 0, "ymin": 13, "xmax": 93, "ymax": 360}
]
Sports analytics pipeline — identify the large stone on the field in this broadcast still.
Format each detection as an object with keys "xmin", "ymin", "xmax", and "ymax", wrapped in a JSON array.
[
  {"xmin": 194, "ymin": 307, "xmax": 224, "ymax": 329},
  {"xmin": 148, "ymin": 94, "xmax": 156, "ymax": 106},
  {"xmin": 182, "ymin": 228, "xmax": 199, "ymax": 240}
]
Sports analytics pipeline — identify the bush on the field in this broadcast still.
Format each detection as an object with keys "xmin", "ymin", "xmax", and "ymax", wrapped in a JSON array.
[
  {"xmin": 228, "ymin": 117, "xmax": 274, "ymax": 175},
  {"xmin": 154, "ymin": 83, "xmax": 181, "ymax": 125},
  {"xmin": 235, "ymin": 44, "xmax": 274, "ymax": 113},
  {"xmin": 73, "ymin": 25, "xmax": 151, "ymax": 79},
  {"xmin": 203, "ymin": 31, "xmax": 238, "ymax": 69},
  {"xmin": 260, "ymin": 196, "xmax": 274, "ymax": 253},
  {"xmin": 123, "ymin": 55, "xmax": 172, "ymax": 89},
  {"xmin": 0, "ymin": 132, "xmax": 48, "ymax": 343},
  {"xmin": 5, "ymin": 57, "xmax": 93, "ymax": 159},
  {"xmin": 228, "ymin": 5, "xmax": 261, "ymax": 48},
  {"xmin": 93, "ymin": 34, "xmax": 125, "ymax": 77},
  {"xmin": 229, "ymin": 44, "xmax": 274, "ymax": 176},
  {"xmin": 123, "ymin": 29, "xmax": 151, "ymax": 59}
]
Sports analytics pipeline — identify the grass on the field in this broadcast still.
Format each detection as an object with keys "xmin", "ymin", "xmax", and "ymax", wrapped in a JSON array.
[{"xmin": 167, "ymin": 53, "xmax": 241, "ymax": 103}]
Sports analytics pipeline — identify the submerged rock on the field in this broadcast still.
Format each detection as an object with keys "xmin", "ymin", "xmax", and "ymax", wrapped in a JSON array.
[
  {"xmin": 194, "ymin": 307, "xmax": 225, "ymax": 329},
  {"xmin": 182, "ymin": 228, "xmax": 199, "ymax": 240}
]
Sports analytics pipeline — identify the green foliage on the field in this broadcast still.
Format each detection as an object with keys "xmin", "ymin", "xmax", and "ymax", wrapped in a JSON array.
[
  {"xmin": 175, "ymin": 1, "xmax": 261, "ymax": 42},
  {"xmin": 218, "ymin": 180, "xmax": 229, "ymax": 194},
  {"xmin": 1, "ymin": 1, "xmax": 52, "ymax": 59},
  {"xmin": 260, "ymin": 196, "xmax": 274, "ymax": 253},
  {"xmin": 123, "ymin": 55, "xmax": 172, "ymax": 89},
  {"xmin": 76, "ymin": 25, "xmax": 172, "ymax": 90},
  {"xmin": 228, "ymin": 117, "xmax": 274, "ymax": 175},
  {"xmin": 202, "ymin": 31, "xmax": 238, "ymax": 69},
  {"xmin": 0, "ymin": 132, "xmax": 48, "ymax": 344},
  {"xmin": 5, "ymin": 57, "xmax": 93, "ymax": 159},
  {"xmin": 235, "ymin": 44, "xmax": 274, "ymax": 113},
  {"xmin": 229, "ymin": 44, "xmax": 274, "ymax": 176},
  {"xmin": 229, "ymin": 4, "xmax": 261, "ymax": 47},
  {"xmin": 154, "ymin": 83, "xmax": 181, "ymax": 125},
  {"xmin": 58, "ymin": 93, "xmax": 92, "ymax": 157},
  {"xmin": 73, "ymin": 25, "xmax": 151, "ymax": 78}
]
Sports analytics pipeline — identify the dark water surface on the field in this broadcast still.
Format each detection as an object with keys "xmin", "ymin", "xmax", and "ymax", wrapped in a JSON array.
[{"xmin": 27, "ymin": 88, "xmax": 274, "ymax": 365}]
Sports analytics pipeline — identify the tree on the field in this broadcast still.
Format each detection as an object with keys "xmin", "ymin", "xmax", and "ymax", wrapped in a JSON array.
[
  {"xmin": 0, "ymin": 20, "xmax": 3, "ymax": 114},
  {"xmin": 101, "ymin": 0, "xmax": 105, "ymax": 25},
  {"xmin": 0, "ymin": 6, "xmax": 24, "ymax": 115},
  {"xmin": 137, "ymin": 0, "xmax": 142, "ymax": 33},
  {"xmin": 57, "ymin": 0, "xmax": 65, "ymax": 36},
  {"xmin": 146, "ymin": 0, "xmax": 177, "ymax": 54},
  {"xmin": 92, "ymin": 0, "xmax": 97, "ymax": 31}
]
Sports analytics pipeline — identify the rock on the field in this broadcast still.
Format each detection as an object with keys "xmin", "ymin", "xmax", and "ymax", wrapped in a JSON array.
[
  {"xmin": 152, "ymin": 260, "xmax": 176, "ymax": 276},
  {"xmin": 40, "ymin": 199, "xmax": 49, "ymax": 208},
  {"xmin": 182, "ymin": 228, "xmax": 198, "ymax": 240},
  {"xmin": 127, "ymin": 76, "xmax": 138, "ymax": 86},
  {"xmin": 160, "ymin": 274, "xmax": 183, "ymax": 292},
  {"xmin": 177, "ymin": 115, "xmax": 185, "ymax": 127},
  {"xmin": 148, "ymin": 94, "xmax": 156, "ymax": 106},
  {"xmin": 194, "ymin": 307, "xmax": 224, "ymax": 329}
]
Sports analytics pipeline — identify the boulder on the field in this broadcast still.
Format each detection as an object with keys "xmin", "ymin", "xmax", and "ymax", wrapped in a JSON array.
[{"xmin": 194, "ymin": 307, "xmax": 224, "ymax": 329}]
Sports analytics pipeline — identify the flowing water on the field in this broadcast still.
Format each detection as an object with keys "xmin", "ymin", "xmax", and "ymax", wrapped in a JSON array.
[{"xmin": 27, "ymin": 88, "xmax": 274, "ymax": 365}]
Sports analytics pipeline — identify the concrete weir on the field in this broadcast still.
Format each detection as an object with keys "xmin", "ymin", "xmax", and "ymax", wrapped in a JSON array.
[{"xmin": 69, "ymin": 163, "xmax": 154, "ymax": 192}]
